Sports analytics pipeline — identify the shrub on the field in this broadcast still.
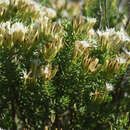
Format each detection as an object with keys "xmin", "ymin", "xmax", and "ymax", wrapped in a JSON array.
[{"xmin": 0, "ymin": 0, "xmax": 130, "ymax": 129}]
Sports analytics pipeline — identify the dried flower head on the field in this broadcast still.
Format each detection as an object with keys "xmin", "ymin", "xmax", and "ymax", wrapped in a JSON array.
[
  {"xmin": 88, "ymin": 58, "xmax": 100, "ymax": 72},
  {"xmin": 82, "ymin": 55, "xmax": 101, "ymax": 74}
]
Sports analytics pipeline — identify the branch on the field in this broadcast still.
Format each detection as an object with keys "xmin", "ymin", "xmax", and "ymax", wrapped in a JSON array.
[
  {"xmin": 11, "ymin": 98, "xmax": 17, "ymax": 130},
  {"xmin": 99, "ymin": 0, "xmax": 103, "ymax": 29},
  {"xmin": 125, "ymin": 17, "xmax": 130, "ymax": 30},
  {"xmin": 104, "ymin": 0, "xmax": 109, "ymax": 28}
]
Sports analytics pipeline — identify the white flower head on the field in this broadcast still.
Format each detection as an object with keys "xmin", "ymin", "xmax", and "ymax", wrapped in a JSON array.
[
  {"xmin": 88, "ymin": 38, "xmax": 97, "ymax": 48},
  {"xmin": 45, "ymin": 7, "xmax": 57, "ymax": 18},
  {"xmin": 0, "ymin": 21, "xmax": 11, "ymax": 29},
  {"xmin": 124, "ymin": 92, "xmax": 130, "ymax": 98},
  {"xmin": 22, "ymin": 70, "xmax": 28, "ymax": 80},
  {"xmin": 90, "ymin": 92, "xmax": 94, "ymax": 96},
  {"xmin": 88, "ymin": 29, "xmax": 95, "ymax": 35},
  {"xmin": 0, "ymin": 0, "xmax": 10, "ymax": 6},
  {"xmin": 39, "ymin": 11, "xmax": 46, "ymax": 17},
  {"xmin": 97, "ymin": 30, "xmax": 109, "ymax": 39},
  {"xmin": 57, "ymin": 19, "xmax": 62, "ymax": 25},
  {"xmin": 26, "ymin": 0, "xmax": 56, "ymax": 18},
  {"xmin": 106, "ymin": 83, "xmax": 113, "ymax": 91},
  {"xmin": 11, "ymin": 22, "xmax": 27, "ymax": 34},
  {"xmin": 0, "ymin": 21, "xmax": 11, "ymax": 34},
  {"xmin": 97, "ymin": 29, "xmax": 102, "ymax": 36},
  {"xmin": 124, "ymin": 92, "xmax": 128, "ymax": 97},
  {"xmin": 122, "ymin": 47, "xmax": 130, "ymax": 57},
  {"xmin": 87, "ymin": 17, "xmax": 96, "ymax": 24},
  {"xmin": 61, "ymin": 10, "xmax": 69, "ymax": 18},
  {"xmin": 116, "ymin": 29, "xmax": 130, "ymax": 42},
  {"xmin": 106, "ymin": 28, "xmax": 115, "ymax": 34},
  {"xmin": 44, "ymin": 66, "xmax": 49, "ymax": 74},
  {"xmin": 28, "ymin": 0, "xmax": 42, "ymax": 10},
  {"xmin": 79, "ymin": 40, "xmax": 90, "ymax": 48},
  {"xmin": 116, "ymin": 56, "xmax": 127, "ymax": 64}
]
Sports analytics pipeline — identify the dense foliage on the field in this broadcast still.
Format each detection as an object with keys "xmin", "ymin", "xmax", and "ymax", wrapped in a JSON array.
[{"xmin": 0, "ymin": 0, "xmax": 130, "ymax": 129}]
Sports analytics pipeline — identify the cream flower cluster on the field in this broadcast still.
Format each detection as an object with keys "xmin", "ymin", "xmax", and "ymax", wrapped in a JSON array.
[
  {"xmin": 0, "ymin": 0, "xmax": 56, "ymax": 20},
  {"xmin": 0, "ymin": 14, "xmax": 64, "ymax": 55},
  {"xmin": 116, "ymin": 30, "xmax": 130, "ymax": 42},
  {"xmin": 0, "ymin": 21, "xmax": 27, "ymax": 35},
  {"xmin": 97, "ymin": 28, "xmax": 130, "ymax": 43},
  {"xmin": 116, "ymin": 56, "xmax": 127, "ymax": 64},
  {"xmin": 50, "ymin": 0, "xmax": 83, "ymax": 17},
  {"xmin": 97, "ymin": 28, "xmax": 130, "ymax": 51},
  {"xmin": 19, "ymin": 0, "xmax": 56, "ymax": 19},
  {"xmin": 0, "ymin": 0, "xmax": 9, "ymax": 6},
  {"xmin": 106, "ymin": 83, "xmax": 113, "ymax": 91},
  {"xmin": 79, "ymin": 40, "xmax": 90, "ymax": 48},
  {"xmin": 77, "ymin": 39, "xmax": 97, "ymax": 49},
  {"xmin": 0, "ymin": 21, "xmax": 29, "ymax": 48},
  {"xmin": 10, "ymin": 22, "xmax": 27, "ymax": 34},
  {"xmin": 72, "ymin": 16, "xmax": 129, "ymax": 76}
]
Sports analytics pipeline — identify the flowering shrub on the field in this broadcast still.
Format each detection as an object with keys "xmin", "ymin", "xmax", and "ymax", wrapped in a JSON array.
[{"xmin": 0, "ymin": 0, "xmax": 130, "ymax": 129}]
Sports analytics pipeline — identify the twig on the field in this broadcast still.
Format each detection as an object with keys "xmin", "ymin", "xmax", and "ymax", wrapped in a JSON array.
[
  {"xmin": 125, "ymin": 17, "xmax": 130, "ymax": 30},
  {"xmin": 104, "ymin": 0, "xmax": 109, "ymax": 28},
  {"xmin": 99, "ymin": 0, "xmax": 103, "ymax": 29}
]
